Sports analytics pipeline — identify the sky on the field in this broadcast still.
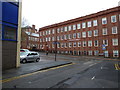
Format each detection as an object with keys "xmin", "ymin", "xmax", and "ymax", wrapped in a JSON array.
[{"xmin": 22, "ymin": 0, "xmax": 120, "ymax": 30}]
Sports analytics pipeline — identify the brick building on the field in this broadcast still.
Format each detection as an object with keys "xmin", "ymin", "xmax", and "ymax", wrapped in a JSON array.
[
  {"xmin": 39, "ymin": 6, "xmax": 120, "ymax": 58},
  {"xmin": 21, "ymin": 25, "xmax": 39, "ymax": 50}
]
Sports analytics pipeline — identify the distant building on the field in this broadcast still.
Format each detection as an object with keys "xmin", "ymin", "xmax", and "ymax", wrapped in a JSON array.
[
  {"xmin": 39, "ymin": 6, "xmax": 120, "ymax": 58},
  {"xmin": 21, "ymin": 25, "xmax": 39, "ymax": 51}
]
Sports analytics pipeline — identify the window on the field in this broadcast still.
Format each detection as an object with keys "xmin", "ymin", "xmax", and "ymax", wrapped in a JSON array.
[
  {"xmin": 64, "ymin": 35, "xmax": 67, "ymax": 40},
  {"xmin": 61, "ymin": 43, "xmax": 64, "ymax": 48},
  {"xmin": 102, "ymin": 28, "xmax": 107, "ymax": 35},
  {"xmin": 88, "ymin": 31, "xmax": 92, "ymax": 37},
  {"xmin": 112, "ymin": 39, "xmax": 118, "ymax": 46},
  {"xmin": 88, "ymin": 51, "xmax": 92, "ymax": 55},
  {"xmin": 64, "ymin": 26, "xmax": 68, "ymax": 32},
  {"xmin": 57, "ymin": 36, "xmax": 59, "ymax": 41},
  {"xmin": 57, "ymin": 28, "xmax": 60, "ymax": 33},
  {"xmin": 113, "ymin": 50, "xmax": 119, "ymax": 57},
  {"xmin": 82, "ymin": 22, "xmax": 86, "ymax": 28},
  {"xmin": 52, "ymin": 37, "xmax": 54, "ymax": 41},
  {"xmin": 112, "ymin": 26, "xmax": 117, "ymax": 34},
  {"xmin": 52, "ymin": 29, "xmax": 55, "ymax": 34},
  {"xmin": 78, "ymin": 42, "xmax": 81, "ymax": 47},
  {"xmin": 93, "ymin": 20, "xmax": 97, "ymax": 26},
  {"xmin": 94, "ymin": 30, "xmax": 98, "ymax": 36},
  {"xmin": 103, "ymin": 40, "xmax": 108, "ymax": 46},
  {"xmin": 64, "ymin": 43, "xmax": 67, "ymax": 48},
  {"xmin": 88, "ymin": 41, "xmax": 92, "ymax": 47},
  {"xmin": 4, "ymin": 26, "xmax": 17, "ymax": 40},
  {"xmin": 83, "ymin": 41, "xmax": 87, "ymax": 47},
  {"xmin": 82, "ymin": 32, "xmax": 86, "ymax": 38},
  {"xmin": 77, "ymin": 33, "xmax": 81, "ymax": 38},
  {"xmin": 73, "ymin": 25, "xmax": 76, "ymax": 30},
  {"xmin": 73, "ymin": 33, "xmax": 76, "ymax": 38},
  {"xmin": 77, "ymin": 24, "xmax": 81, "ymax": 29},
  {"xmin": 94, "ymin": 40, "xmax": 98, "ymax": 46},
  {"xmin": 73, "ymin": 42, "xmax": 76, "ymax": 47},
  {"xmin": 68, "ymin": 34, "xmax": 71, "ymax": 39},
  {"xmin": 111, "ymin": 15, "xmax": 117, "ymax": 23},
  {"xmin": 68, "ymin": 25, "xmax": 72, "ymax": 31},
  {"xmin": 61, "ymin": 27, "xmax": 64, "ymax": 32},
  {"xmin": 102, "ymin": 17, "xmax": 107, "ymax": 24},
  {"xmin": 69, "ymin": 43, "xmax": 72, "ymax": 47},
  {"xmin": 49, "ymin": 30, "xmax": 51, "ymax": 34},
  {"xmin": 87, "ymin": 21, "xmax": 92, "ymax": 27},
  {"xmin": 94, "ymin": 50, "xmax": 99, "ymax": 56}
]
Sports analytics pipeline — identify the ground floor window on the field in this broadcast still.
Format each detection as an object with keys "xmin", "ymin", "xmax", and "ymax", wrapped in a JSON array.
[
  {"xmin": 104, "ymin": 51, "xmax": 109, "ymax": 57},
  {"xmin": 3, "ymin": 26, "xmax": 17, "ymax": 41},
  {"xmin": 88, "ymin": 51, "xmax": 92, "ymax": 55},
  {"xmin": 78, "ymin": 51, "xmax": 82, "ymax": 55},
  {"xmin": 83, "ymin": 51, "xmax": 87, "ymax": 55},
  {"xmin": 113, "ymin": 50, "xmax": 119, "ymax": 57},
  {"xmin": 94, "ymin": 50, "xmax": 99, "ymax": 56}
]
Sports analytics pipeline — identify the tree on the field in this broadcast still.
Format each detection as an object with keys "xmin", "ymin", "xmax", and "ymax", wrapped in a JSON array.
[{"xmin": 21, "ymin": 17, "xmax": 30, "ymax": 27}]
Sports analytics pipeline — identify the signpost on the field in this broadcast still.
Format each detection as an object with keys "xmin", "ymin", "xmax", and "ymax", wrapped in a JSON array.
[
  {"xmin": 102, "ymin": 44, "xmax": 106, "ymax": 57},
  {"xmin": 53, "ymin": 41, "xmax": 60, "ymax": 61}
]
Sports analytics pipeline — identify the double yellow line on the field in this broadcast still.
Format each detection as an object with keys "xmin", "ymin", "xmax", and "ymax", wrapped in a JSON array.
[
  {"xmin": 115, "ymin": 63, "xmax": 120, "ymax": 70},
  {"xmin": 0, "ymin": 63, "xmax": 75, "ymax": 83}
]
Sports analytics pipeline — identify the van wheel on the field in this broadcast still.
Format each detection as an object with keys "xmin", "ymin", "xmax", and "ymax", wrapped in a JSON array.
[
  {"xmin": 36, "ymin": 58, "xmax": 40, "ymax": 62},
  {"xmin": 22, "ymin": 59, "xmax": 27, "ymax": 64}
]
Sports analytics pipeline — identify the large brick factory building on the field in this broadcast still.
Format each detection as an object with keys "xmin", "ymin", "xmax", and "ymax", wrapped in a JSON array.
[{"xmin": 39, "ymin": 6, "xmax": 120, "ymax": 58}]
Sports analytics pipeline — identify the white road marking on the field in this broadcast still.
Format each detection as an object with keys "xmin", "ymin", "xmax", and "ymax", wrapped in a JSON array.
[
  {"xmin": 89, "ymin": 63, "xmax": 96, "ymax": 67},
  {"xmin": 91, "ymin": 76, "xmax": 95, "ymax": 80}
]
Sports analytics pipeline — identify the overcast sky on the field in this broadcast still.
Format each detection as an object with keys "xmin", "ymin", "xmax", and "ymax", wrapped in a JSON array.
[{"xmin": 22, "ymin": 0, "xmax": 120, "ymax": 29}]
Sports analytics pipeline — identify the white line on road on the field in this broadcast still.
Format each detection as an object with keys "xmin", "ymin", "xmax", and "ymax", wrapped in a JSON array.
[
  {"xmin": 91, "ymin": 76, "xmax": 95, "ymax": 80},
  {"xmin": 89, "ymin": 63, "xmax": 96, "ymax": 67}
]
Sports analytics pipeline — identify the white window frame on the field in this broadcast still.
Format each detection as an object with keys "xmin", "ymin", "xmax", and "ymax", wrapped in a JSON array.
[
  {"xmin": 82, "ymin": 32, "xmax": 86, "ymax": 38},
  {"xmin": 77, "ymin": 24, "xmax": 81, "ymax": 29},
  {"xmin": 94, "ymin": 40, "xmax": 98, "ymax": 47},
  {"xmin": 102, "ymin": 17, "xmax": 107, "ymax": 24},
  {"xmin": 87, "ymin": 21, "xmax": 92, "ymax": 27},
  {"xmin": 94, "ymin": 30, "xmax": 98, "ymax": 36},
  {"xmin": 111, "ymin": 15, "xmax": 117, "ymax": 23},
  {"xmin": 113, "ymin": 50, "xmax": 119, "ymax": 57},
  {"xmin": 103, "ymin": 40, "xmax": 108, "ymax": 46},
  {"xmin": 112, "ymin": 39, "xmax": 118, "ymax": 46},
  {"xmin": 88, "ymin": 41, "xmax": 92, "ymax": 47},
  {"xmin": 112, "ymin": 26, "xmax": 117, "ymax": 34},
  {"xmin": 88, "ymin": 31, "xmax": 92, "ymax": 37},
  {"xmin": 102, "ymin": 28, "xmax": 107, "ymax": 35},
  {"xmin": 83, "ymin": 41, "xmax": 87, "ymax": 47},
  {"xmin": 93, "ymin": 20, "xmax": 97, "ymax": 26},
  {"xmin": 82, "ymin": 22, "xmax": 86, "ymax": 28},
  {"xmin": 73, "ymin": 25, "xmax": 76, "ymax": 30}
]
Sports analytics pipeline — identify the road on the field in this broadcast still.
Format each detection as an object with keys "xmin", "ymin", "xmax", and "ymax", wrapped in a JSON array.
[{"xmin": 2, "ymin": 52, "xmax": 120, "ymax": 88}]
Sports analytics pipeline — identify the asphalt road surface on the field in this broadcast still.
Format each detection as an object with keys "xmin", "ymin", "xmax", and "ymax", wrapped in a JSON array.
[{"xmin": 2, "ymin": 53, "xmax": 120, "ymax": 88}]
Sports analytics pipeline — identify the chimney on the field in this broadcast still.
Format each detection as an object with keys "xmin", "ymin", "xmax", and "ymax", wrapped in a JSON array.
[
  {"xmin": 118, "ymin": 1, "xmax": 120, "ymax": 6},
  {"xmin": 32, "ymin": 25, "xmax": 35, "ymax": 30}
]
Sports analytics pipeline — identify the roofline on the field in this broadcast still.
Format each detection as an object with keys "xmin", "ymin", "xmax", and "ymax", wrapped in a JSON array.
[{"xmin": 39, "ymin": 6, "xmax": 120, "ymax": 30}]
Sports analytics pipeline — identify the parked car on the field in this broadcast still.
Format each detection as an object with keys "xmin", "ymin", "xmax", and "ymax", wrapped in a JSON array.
[
  {"xmin": 20, "ymin": 49, "xmax": 30, "ymax": 52},
  {"xmin": 20, "ymin": 51, "xmax": 40, "ymax": 63}
]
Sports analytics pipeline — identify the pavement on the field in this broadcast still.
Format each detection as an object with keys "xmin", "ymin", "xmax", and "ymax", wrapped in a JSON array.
[{"xmin": 2, "ymin": 60, "xmax": 72, "ymax": 80}]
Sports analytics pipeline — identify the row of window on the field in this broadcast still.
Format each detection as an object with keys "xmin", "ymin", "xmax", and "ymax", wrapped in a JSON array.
[
  {"xmin": 28, "ymin": 36, "xmax": 39, "ymax": 42},
  {"xmin": 56, "ymin": 50, "xmax": 119, "ymax": 57},
  {"xmin": 39, "ymin": 27, "xmax": 118, "ymax": 42},
  {"xmin": 39, "ymin": 15, "xmax": 119, "ymax": 36},
  {"xmin": 40, "ymin": 39, "xmax": 118, "ymax": 49}
]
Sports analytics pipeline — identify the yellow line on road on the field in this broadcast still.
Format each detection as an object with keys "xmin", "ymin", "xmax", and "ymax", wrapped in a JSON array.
[
  {"xmin": 115, "ymin": 64, "xmax": 120, "ymax": 70},
  {"xmin": 1, "ymin": 63, "xmax": 75, "ymax": 83}
]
